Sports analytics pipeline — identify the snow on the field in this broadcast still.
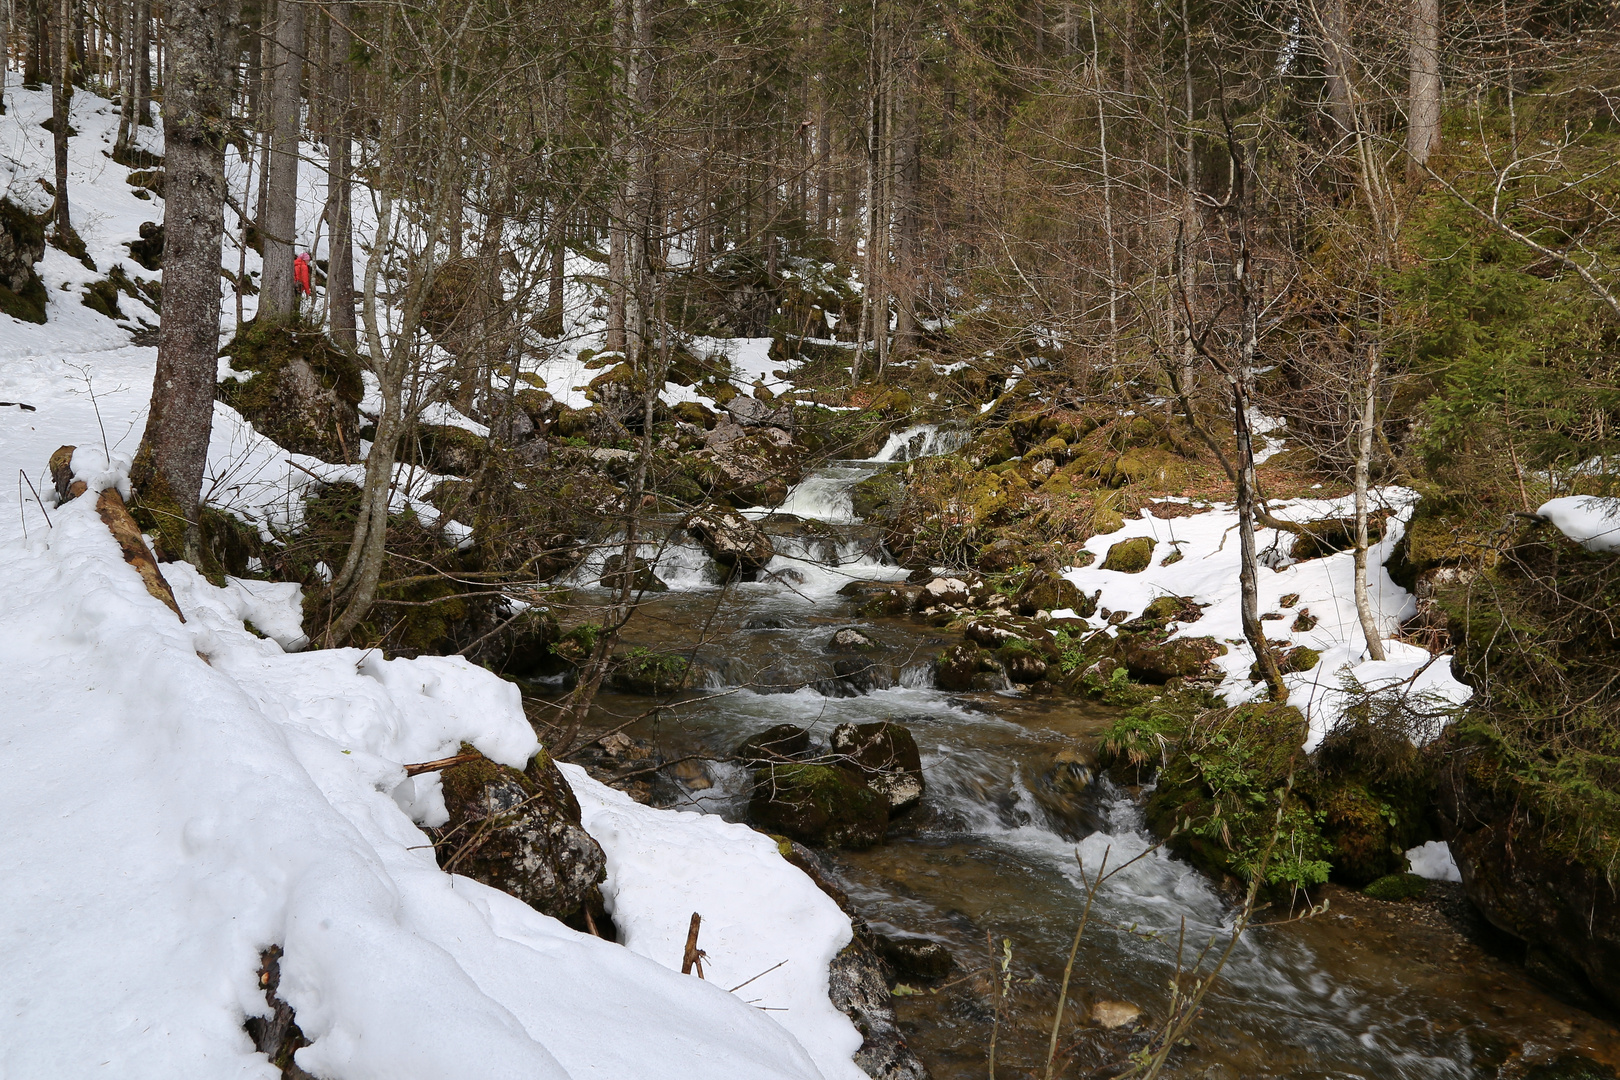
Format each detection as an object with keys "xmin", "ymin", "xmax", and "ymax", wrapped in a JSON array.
[
  {"xmin": 1062, "ymin": 491, "xmax": 1473, "ymax": 748},
  {"xmin": 1406, "ymin": 840, "xmax": 1462, "ymax": 882},
  {"xmin": 1, "ymin": 84, "xmax": 866, "ymax": 1080},
  {"xmin": 1538, "ymin": 495, "xmax": 1620, "ymax": 553},
  {"xmin": 571, "ymin": 774, "xmax": 867, "ymax": 1080}
]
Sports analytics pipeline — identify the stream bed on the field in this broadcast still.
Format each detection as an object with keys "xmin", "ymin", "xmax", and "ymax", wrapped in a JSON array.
[{"xmin": 540, "ymin": 445, "xmax": 1620, "ymax": 1079}]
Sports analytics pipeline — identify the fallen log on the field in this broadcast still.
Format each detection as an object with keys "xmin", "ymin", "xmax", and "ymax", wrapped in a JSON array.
[{"xmin": 49, "ymin": 445, "xmax": 185, "ymax": 622}]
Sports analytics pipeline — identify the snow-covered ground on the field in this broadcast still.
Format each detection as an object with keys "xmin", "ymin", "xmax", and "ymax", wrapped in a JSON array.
[
  {"xmin": 1058, "ymin": 491, "xmax": 1474, "ymax": 749},
  {"xmin": 3, "ymin": 83, "xmax": 868, "ymax": 1080}
]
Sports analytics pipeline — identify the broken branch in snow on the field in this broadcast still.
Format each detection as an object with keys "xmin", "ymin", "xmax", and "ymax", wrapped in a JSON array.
[
  {"xmin": 403, "ymin": 752, "xmax": 483, "ymax": 777},
  {"xmin": 681, "ymin": 912, "xmax": 706, "ymax": 978},
  {"xmin": 48, "ymin": 445, "xmax": 185, "ymax": 622}
]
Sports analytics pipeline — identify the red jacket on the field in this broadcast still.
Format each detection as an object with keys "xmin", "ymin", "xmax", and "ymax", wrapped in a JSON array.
[{"xmin": 293, "ymin": 254, "xmax": 313, "ymax": 296}]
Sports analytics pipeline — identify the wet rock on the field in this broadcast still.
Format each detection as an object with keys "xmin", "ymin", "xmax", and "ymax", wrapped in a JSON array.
[
  {"xmin": 872, "ymin": 931, "xmax": 954, "ymax": 983},
  {"xmin": 735, "ymin": 723, "xmax": 811, "ymax": 763},
  {"xmin": 608, "ymin": 649, "xmax": 690, "ymax": 695},
  {"xmin": 832, "ymin": 656, "xmax": 891, "ymax": 694},
  {"xmin": 845, "ymin": 582, "xmax": 921, "ymax": 618},
  {"xmin": 743, "ymin": 614, "xmax": 792, "ymax": 630},
  {"xmin": 829, "ymin": 627, "xmax": 882, "ymax": 652},
  {"xmin": 828, "ymin": 938, "xmax": 931, "ymax": 1080},
  {"xmin": 1100, "ymin": 536, "xmax": 1156, "ymax": 573},
  {"xmin": 1120, "ymin": 635, "xmax": 1226, "ymax": 683},
  {"xmin": 1000, "ymin": 646, "xmax": 1048, "ymax": 683},
  {"xmin": 830, "ymin": 721, "xmax": 925, "ymax": 815},
  {"xmin": 600, "ymin": 553, "xmax": 667, "ymax": 593},
  {"xmin": 748, "ymin": 763, "xmax": 889, "ymax": 848},
  {"xmin": 934, "ymin": 643, "xmax": 997, "ymax": 691},
  {"xmin": 432, "ymin": 749, "xmax": 607, "ymax": 921},
  {"xmin": 917, "ymin": 575, "xmax": 975, "ymax": 608},
  {"xmin": 1090, "ymin": 1000, "xmax": 1142, "ymax": 1029},
  {"xmin": 1439, "ymin": 740, "xmax": 1620, "ymax": 1010},
  {"xmin": 684, "ymin": 502, "xmax": 774, "ymax": 576},
  {"xmin": 964, "ymin": 617, "xmax": 1037, "ymax": 649},
  {"xmin": 664, "ymin": 758, "xmax": 713, "ymax": 791}
]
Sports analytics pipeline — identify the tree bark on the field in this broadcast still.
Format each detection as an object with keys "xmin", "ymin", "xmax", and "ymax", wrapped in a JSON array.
[
  {"xmin": 50, "ymin": 0, "xmax": 71, "ymax": 238},
  {"xmin": 1353, "ymin": 343, "xmax": 1387, "ymax": 661},
  {"xmin": 259, "ymin": 0, "xmax": 303, "ymax": 323},
  {"xmin": 132, "ymin": 0, "xmax": 233, "ymax": 565},
  {"xmin": 1320, "ymin": 0, "xmax": 1356, "ymax": 136},
  {"xmin": 1405, "ymin": 0, "xmax": 1441, "ymax": 180},
  {"xmin": 325, "ymin": 0, "xmax": 355, "ymax": 348},
  {"xmin": 134, "ymin": 0, "xmax": 150, "ymax": 125}
]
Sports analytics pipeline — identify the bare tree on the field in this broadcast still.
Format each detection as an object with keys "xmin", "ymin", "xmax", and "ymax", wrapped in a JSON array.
[{"xmin": 259, "ymin": 0, "xmax": 303, "ymax": 323}]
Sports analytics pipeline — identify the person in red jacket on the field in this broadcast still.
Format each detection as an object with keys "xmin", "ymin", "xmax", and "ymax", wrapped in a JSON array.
[{"xmin": 293, "ymin": 252, "xmax": 313, "ymax": 299}]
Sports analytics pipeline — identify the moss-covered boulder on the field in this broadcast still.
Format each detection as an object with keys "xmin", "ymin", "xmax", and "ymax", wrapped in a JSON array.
[
  {"xmin": 1363, "ymin": 873, "xmax": 1430, "ymax": 902},
  {"xmin": 1013, "ymin": 568, "xmax": 1090, "ymax": 617},
  {"xmin": 1248, "ymin": 645, "xmax": 1321, "ymax": 681},
  {"xmin": 1100, "ymin": 536, "xmax": 1155, "ymax": 573},
  {"xmin": 1143, "ymin": 704, "xmax": 1329, "ymax": 891},
  {"xmin": 431, "ymin": 748, "xmax": 606, "ymax": 921},
  {"xmin": 608, "ymin": 648, "xmax": 690, "ymax": 695},
  {"xmin": 217, "ymin": 323, "xmax": 363, "ymax": 462},
  {"xmin": 692, "ymin": 429, "xmax": 803, "ymax": 507},
  {"xmin": 600, "ymin": 553, "xmax": 667, "ymax": 593},
  {"xmin": 829, "ymin": 721, "xmax": 925, "ymax": 815},
  {"xmin": 748, "ymin": 763, "xmax": 889, "ymax": 848},
  {"xmin": 850, "ymin": 466, "xmax": 907, "ymax": 522},
  {"xmin": 934, "ymin": 643, "xmax": 1001, "ymax": 691},
  {"xmin": 412, "ymin": 424, "xmax": 489, "ymax": 477},
  {"xmin": 1289, "ymin": 514, "xmax": 1389, "ymax": 561},
  {"xmin": 736, "ymin": 724, "xmax": 811, "ymax": 763},
  {"xmin": 0, "ymin": 197, "xmax": 47, "ymax": 324},
  {"xmin": 1119, "ymin": 635, "xmax": 1226, "ymax": 684}
]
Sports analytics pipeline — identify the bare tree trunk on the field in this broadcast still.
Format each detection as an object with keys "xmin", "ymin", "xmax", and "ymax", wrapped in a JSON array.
[
  {"xmin": 1353, "ymin": 343, "xmax": 1387, "ymax": 661},
  {"xmin": 134, "ymin": 0, "xmax": 149, "ymax": 124},
  {"xmin": 132, "ymin": 0, "xmax": 232, "ymax": 565},
  {"xmin": 1320, "ymin": 0, "xmax": 1356, "ymax": 135},
  {"xmin": 325, "ymin": 0, "xmax": 355, "ymax": 348},
  {"xmin": 1092, "ymin": 5, "xmax": 1118, "ymax": 366},
  {"xmin": 1405, "ymin": 0, "xmax": 1440, "ymax": 180},
  {"xmin": 50, "ymin": 0, "xmax": 71, "ymax": 238},
  {"xmin": 0, "ymin": 0, "xmax": 11, "ymax": 114},
  {"xmin": 605, "ymin": 0, "xmax": 630, "ymax": 355},
  {"xmin": 259, "ymin": 0, "xmax": 302, "ymax": 323},
  {"xmin": 548, "ymin": 206, "xmax": 566, "ymax": 320}
]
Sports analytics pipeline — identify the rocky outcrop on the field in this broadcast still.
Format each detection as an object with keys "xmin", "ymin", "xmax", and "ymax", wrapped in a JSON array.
[
  {"xmin": 724, "ymin": 393, "xmax": 793, "ymax": 430},
  {"xmin": 748, "ymin": 763, "xmax": 888, "ymax": 848},
  {"xmin": 217, "ymin": 324, "xmax": 363, "ymax": 462},
  {"xmin": 933, "ymin": 643, "xmax": 1005, "ymax": 691},
  {"xmin": 1439, "ymin": 736, "xmax": 1620, "ymax": 1008},
  {"xmin": 693, "ymin": 424, "xmax": 804, "ymax": 507},
  {"xmin": 432, "ymin": 748, "xmax": 607, "ymax": 923},
  {"xmin": 828, "ymin": 937, "xmax": 931, "ymax": 1080},
  {"xmin": 684, "ymin": 503, "xmax": 774, "ymax": 576},
  {"xmin": 830, "ymin": 722, "xmax": 925, "ymax": 815},
  {"xmin": 600, "ymin": 553, "xmax": 667, "ymax": 593},
  {"xmin": 0, "ymin": 197, "xmax": 48, "ymax": 324}
]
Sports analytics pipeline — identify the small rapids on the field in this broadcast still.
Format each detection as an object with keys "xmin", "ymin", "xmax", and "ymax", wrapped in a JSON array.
[{"xmin": 551, "ymin": 438, "xmax": 1616, "ymax": 1079}]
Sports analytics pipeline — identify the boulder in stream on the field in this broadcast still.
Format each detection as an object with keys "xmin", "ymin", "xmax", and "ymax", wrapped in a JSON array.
[
  {"xmin": 431, "ymin": 747, "xmax": 606, "ymax": 923},
  {"xmin": 735, "ymin": 724, "xmax": 812, "ymax": 763},
  {"xmin": 830, "ymin": 721, "xmax": 925, "ymax": 815},
  {"xmin": 828, "ymin": 627, "xmax": 882, "ymax": 652},
  {"xmin": 599, "ymin": 553, "xmax": 667, "ymax": 593},
  {"xmin": 829, "ymin": 937, "xmax": 931, "ymax": 1080},
  {"xmin": 748, "ymin": 762, "xmax": 889, "ymax": 848},
  {"xmin": 684, "ymin": 503, "xmax": 775, "ymax": 576}
]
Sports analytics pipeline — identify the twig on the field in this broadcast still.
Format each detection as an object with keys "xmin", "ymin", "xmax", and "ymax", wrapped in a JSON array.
[
  {"xmin": 404, "ymin": 752, "xmax": 482, "ymax": 777},
  {"xmin": 728, "ymin": 959, "xmax": 789, "ymax": 993}
]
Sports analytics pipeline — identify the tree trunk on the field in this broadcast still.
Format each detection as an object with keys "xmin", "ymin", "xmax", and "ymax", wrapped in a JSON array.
[
  {"xmin": 1353, "ymin": 343, "xmax": 1387, "ymax": 661},
  {"xmin": 1320, "ymin": 0, "xmax": 1356, "ymax": 135},
  {"xmin": 1405, "ymin": 0, "xmax": 1441, "ymax": 180},
  {"xmin": 132, "ymin": 0, "xmax": 150, "ymax": 123},
  {"xmin": 50, "ymin": 0, "xmax": 71, "ymax": 238},
  {"xmin": 259, "ymin": 0, "xmax": 302, "ymax": 323},
  {"xmin": 325, "ymin": 0, "xmax": 355, "ymax": 348},
  {"xmin": 132, "ymin": 0, "xmax": 232, "ymax": 565}
]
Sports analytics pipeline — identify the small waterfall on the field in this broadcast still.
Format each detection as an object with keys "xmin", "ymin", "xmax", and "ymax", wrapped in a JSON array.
[
  {"xmin": 567, "ymin": 529, "xmax": 724, "ymax": 590},
  {"xmin": 868, "ymin": 423, "xmax": 970, "ymax": 463}
]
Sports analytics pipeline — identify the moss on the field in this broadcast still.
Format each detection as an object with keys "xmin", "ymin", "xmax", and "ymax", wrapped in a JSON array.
[
  {"xmin": 0, "ymin": 279, "xmax": 47, "ymax": 323},
  {"xmin": 850, "ymin": 465, "xmax": 906, "ymax": 521},
  {"xmin": 1363, "ymin": 873, "xmax": 1430, "ymax": 902},
  {"xmin": 1100, "ymin": 535, "xmax": 1155, "ymax": 573},
  {"xmin": 217, "ymin": 322, "xmax": 363, "ymax": 461},
  {"xmin": 672, "ymin": 400, "xmax": 716, "ymax": 428},
  {"xmin": 747, "ymin": 763, "xmax": 888, "ymax": 849},
  {"xmin": 609, "ymin": 647, "xmax": 690, "ymax": 695}
]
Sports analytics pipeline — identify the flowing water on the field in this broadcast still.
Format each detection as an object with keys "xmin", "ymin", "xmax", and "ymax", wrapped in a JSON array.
[{"xmin": 545, "ymin": 427, "xmax": 1620, "ymax": 1079}]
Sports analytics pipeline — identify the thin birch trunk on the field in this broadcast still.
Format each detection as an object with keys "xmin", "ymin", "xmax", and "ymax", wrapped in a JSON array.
[{"xmin": 1353, "ymin": 343, "xmax": 1387, "ymax": 661}]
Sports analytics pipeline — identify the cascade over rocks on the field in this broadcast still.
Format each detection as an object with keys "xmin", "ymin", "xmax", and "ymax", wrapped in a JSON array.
[
  {"xmin": 600, "ymin": 553, "xmax": 667, "ymax": 593},
  {"xmin": 684, "ymin": 503, "xmax": 774, "ymax": 575},
  {"xmin": 830, "ymin": 721, "xmax": 925, "ymax": 815},
  {"xmin": 431, "ymin": 748, "xmax": 607, "ymax": 923}
]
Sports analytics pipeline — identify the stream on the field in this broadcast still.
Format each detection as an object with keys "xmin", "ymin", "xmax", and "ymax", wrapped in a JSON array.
[{"xmin": 543, "ymin": 428, "xmax": 1620, "ymax": 1079}]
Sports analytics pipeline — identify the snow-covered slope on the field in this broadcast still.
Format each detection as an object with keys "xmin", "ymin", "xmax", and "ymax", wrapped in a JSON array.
[
  {"xmin": 2, "ymin": 83, "xmax": 867, "ymax": 1080},
  {"xmin": 1060, "ymin": 492, "xmax": 1473, "ymax": 748}
]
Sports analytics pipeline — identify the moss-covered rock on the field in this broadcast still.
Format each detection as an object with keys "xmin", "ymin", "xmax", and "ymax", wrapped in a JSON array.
[
  {"xmin": 0, "ymin": 197, "xmax": 48, "ymax": 324},
  {"xmin": 608, "ymin": 647, "xmax": 690, "ymax": 695},
  {"xmin": 1363, "ymin": 873, "xmax": 1430, "ymax": 902},
  {"xmin": 217, "ymin": 323, "xmax": 363, "ymax": 462},
  {"xmin": 934, "ymin": 642, "xmax": 999, "ymax": 691},
  {"xmin": 1119, "ymin": 635, "xmax": 1226, "ymax": 684},
  {"xmin": 684, "ymin": 502, "xmax": 774, "ymax": 575},
  {"xmin": 830, "ymin": 721, "xmax": 925, "ymax": 815},
  {"xmin": 748, "ymin": 763, "xmax": 889, "ymax": 848},
  {"xmin": 431, "ymin": 748, "xmax": 606, "ymax": 921},
  {"xmin": 600, "ymin": 553, "xmax": 667, "ymax": 593},
  {"xmin": 736, "ymin": 724, "xmax": 811, "ymax": 763},
  {"xmin": 1013, "ymin": 568, "xmax": 1090, "ymax": 616},
  {"xmin": 411, "ymin": 424, "xmax": 489, "ymax": 477},
  {"xmin": 1100, "ymin": 536, "xmax": 1155, "ymax": 573}
]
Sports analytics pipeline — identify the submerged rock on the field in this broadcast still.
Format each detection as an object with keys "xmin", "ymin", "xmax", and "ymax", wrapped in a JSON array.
[
  {"xmin": 748, "ymin": 763, "xmax": 888, "ymax": 848},
  {"xmin": 432, "ymin": 749, "xmax": 606, "ymax": 922},
  {"xmin": 830, "ymin": 721, "xmax": 925, "ymax": 815}
]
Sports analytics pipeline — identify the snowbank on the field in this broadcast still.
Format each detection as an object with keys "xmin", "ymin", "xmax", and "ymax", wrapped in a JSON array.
[
  {"xmin": 0, "ymin": 498, "xmax": 839, "ymax": 1079},
  {"xmin": 1062, "ymin": 491, "xmax": 1472, "ymax": 748},
  {"xmin": 1538, "ymin": 495, "xmax": 1620, "ymax": 553}
]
